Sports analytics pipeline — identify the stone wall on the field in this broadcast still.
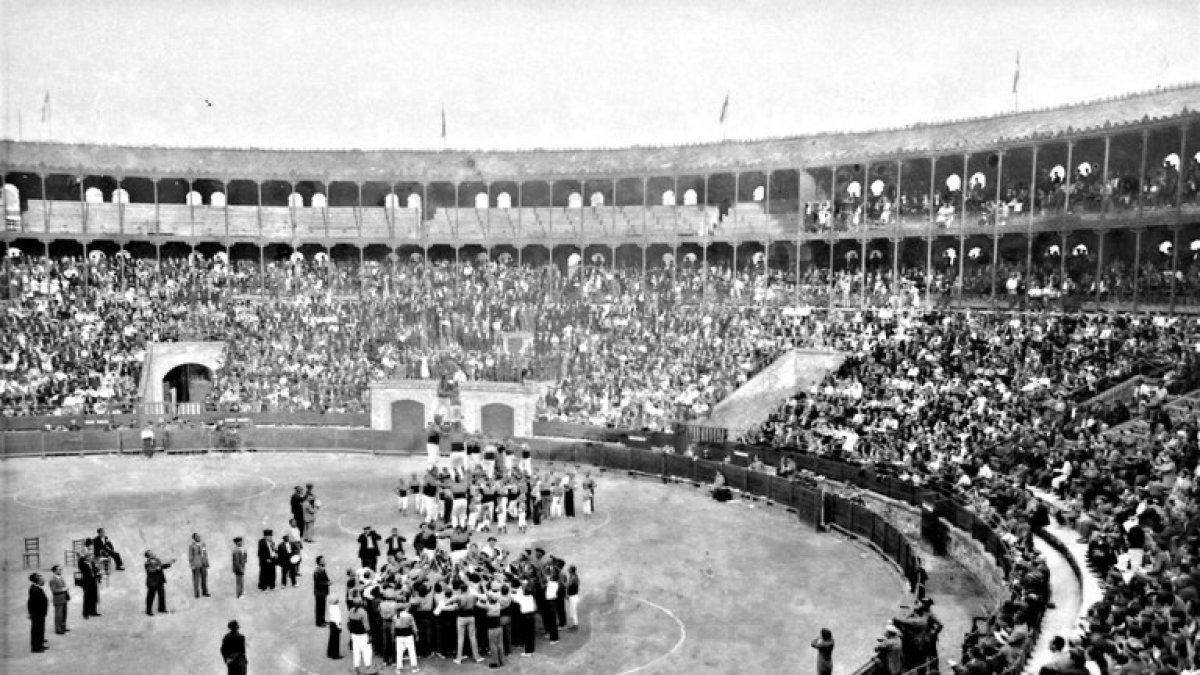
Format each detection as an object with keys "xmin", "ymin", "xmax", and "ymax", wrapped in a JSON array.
[
  {"xmin": 369, "ymin": 380, "xmax": 541, "ymax": 437},
  {"xmin": 138, "ymin": 342, "xmax": 226, "ymax": 405}
]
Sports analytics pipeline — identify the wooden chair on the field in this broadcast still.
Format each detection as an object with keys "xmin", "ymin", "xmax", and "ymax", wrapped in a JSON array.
[{"xmin": 23, "ymin": 537, "xmax": 40, "ymax": 569}]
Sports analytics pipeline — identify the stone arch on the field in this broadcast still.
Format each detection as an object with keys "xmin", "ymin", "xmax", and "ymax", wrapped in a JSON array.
[
  {"xmin": 4, "ymin": 183, "xmax": 19, "ymax": 216},
  {"xmin": 475, "ymin": 192, "xmax": 489, "ymax": 209},
  {"xmin": 661, "ymin": 190, "xmax": 676, "ymax": 206},
  {"xmin": 310, "ymin": 193, "xmax": 327, "ymax": 208},
  {"xmin": 567, "ymin": 192, "xmax": 583, "ymax": 209},
  {"xmin": 683, "ymin": 189, "xmax": 698, "ymax": 206},
  {"xmin": 140, "ymin": 342, "xmax": 226, "ymax": 406},
  {"xmin": 496, "ymin": 192, "xmax": 512, "ymax": 209},
  {"xmin": 209, "ymin": 191, "xmax": 226, "ymax": 207},
  {"xmin": 480, "ymin": 402, "xmax": 515, "ymax": 438},
  {"xmin": 85, "ymin": 187, "xmax": 105, "ymax": 203},
  {"xmin": 162, "ymin": 362, "xmax": 213, "ymax": 405},
  {"xmin": 590, "ymin": 191, "xmax": 605, "ymax": 207}
]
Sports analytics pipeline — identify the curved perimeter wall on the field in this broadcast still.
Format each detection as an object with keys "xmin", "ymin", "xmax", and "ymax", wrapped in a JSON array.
[{"xmin": 2, "ymin": 424, "xmax": 1015, "ymax": 672}]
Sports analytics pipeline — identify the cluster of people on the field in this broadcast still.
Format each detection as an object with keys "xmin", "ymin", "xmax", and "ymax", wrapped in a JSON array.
[
  {"xmin": 326, "ymin": 540, "xmax": 580, "ymax": 673},
  {"xmin": 747, "ymin": 304, "xmax": 1200, "ymax": 674},
  {"xmin": 6, "ymin": 244, "xmax": 1200, "ymax": 421}
]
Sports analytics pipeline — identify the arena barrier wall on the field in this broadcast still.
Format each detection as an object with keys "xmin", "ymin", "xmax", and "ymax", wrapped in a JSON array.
[{"xmin": 3, "ymin": 424, "xmax": 1015, "ymax": 673}]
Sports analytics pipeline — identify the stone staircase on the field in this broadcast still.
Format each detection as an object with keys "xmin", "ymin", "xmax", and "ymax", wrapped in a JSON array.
[
  {"xmin": 702, "ymin": 348, "xmax": 845, "ymax": 442},
  {"xmin": 1105, "ymin": 387, "xmax": 1200, "ymax": 442}
]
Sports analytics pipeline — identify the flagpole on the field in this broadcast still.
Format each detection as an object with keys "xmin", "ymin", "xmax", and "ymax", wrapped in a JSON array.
[{"xmin": 1012, "ymin": 52, "xmax": 1020, "ymax": 113}]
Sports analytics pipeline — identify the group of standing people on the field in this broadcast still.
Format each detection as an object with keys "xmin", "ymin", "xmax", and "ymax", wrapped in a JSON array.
[
  {"xmin": 403, "ymin": 436, "xmax": 597, "ymax": 534},
  {"xmin": 26, "ymin": 528, "xmax": 119, "ymax": 653},
  {"xmin": 323, "ymin": 532, "xmax": 581, "ymax": 674}
]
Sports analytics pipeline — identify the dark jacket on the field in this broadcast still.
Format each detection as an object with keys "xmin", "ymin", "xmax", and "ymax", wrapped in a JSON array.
[
  {"xmin": 220, "ymin": 630, "xmax": 247, "ymax": 664},
  {"xmin": 28, "ymin": 584, "xmax": 48, "ymax": 617},
  {"xmin": 145, "ymin": 556, "xmax": 171, "ymax": 588},
  {"xmin": 257, "ymin": 538, "xmax": 276, "ymax": 564},
  {"xmin": 314, "ymin": 567, "xmax": 331, "ymax": 596}
]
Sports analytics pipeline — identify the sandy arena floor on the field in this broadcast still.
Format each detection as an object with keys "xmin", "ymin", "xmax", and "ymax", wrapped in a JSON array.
[{"xmin": 2, "ymin": 452, "xmax": 927, "ymax": 674}]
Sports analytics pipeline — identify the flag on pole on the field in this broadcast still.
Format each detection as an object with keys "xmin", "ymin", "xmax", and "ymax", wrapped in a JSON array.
[
  {"xmin": 41, "ymin": 91, "xmax": 50, "ymax": 123},
  {"xmin": 441, "ymin": 105, "xmax": 446, "ymax": 140},
  {"xmin": 719, "ymin": 90, "xmax": 730, "ymax": 124},
  {"xmin": 1012, "ymin": 52, "xmax": 1020, "ymax": 94}
]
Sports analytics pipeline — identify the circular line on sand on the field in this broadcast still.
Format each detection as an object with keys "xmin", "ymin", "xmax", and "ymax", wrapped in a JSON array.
[
  {"xmin": 11, "ymin": 471, "xmax": 278, "ymax": 513},
  {"xmin": 608, "ymin": 590, "xmax": 688, "ymax": 675},
  {"xmin": 279, "ymin": 652, "xmax": 321, "ymax": 674},
  {"xmin": 518, "ymin": 508, "xmax": 613, "ymax": 547}
]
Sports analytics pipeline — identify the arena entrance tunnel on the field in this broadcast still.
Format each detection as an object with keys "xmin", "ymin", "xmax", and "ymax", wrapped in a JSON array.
[{"xmin": 162, "ymin": 362, "xmax": 213, "ymax": 405}]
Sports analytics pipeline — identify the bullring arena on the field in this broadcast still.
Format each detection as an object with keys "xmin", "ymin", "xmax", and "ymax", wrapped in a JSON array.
[{"xmin": 4, "ymin": 3, "xmax": 1200, "ymax": 675}]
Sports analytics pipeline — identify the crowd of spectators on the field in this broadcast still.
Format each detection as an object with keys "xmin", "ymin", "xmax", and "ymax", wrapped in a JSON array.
[{"xmin": 749, "ymin": 305, "xmax": 1200, "ymax": 675}]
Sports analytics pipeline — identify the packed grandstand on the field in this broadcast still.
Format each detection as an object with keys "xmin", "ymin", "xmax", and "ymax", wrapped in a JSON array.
[{"xmin": 4, "ymin": 83, "xmax": 1200, "ymax": 675}]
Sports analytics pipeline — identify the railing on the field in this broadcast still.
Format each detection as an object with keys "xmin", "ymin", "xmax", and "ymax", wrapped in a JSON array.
[{"xmin": 11, "ymin": 199, "xmax": 1200, "ymax": 242}]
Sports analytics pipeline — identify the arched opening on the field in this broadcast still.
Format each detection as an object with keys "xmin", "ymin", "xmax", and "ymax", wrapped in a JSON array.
[
  {"xmin": 1164, "ymin": 153, "xmax": 1180, "ymax": 170},
  {"xmin": 1049, "ymin": 165, "xmax": 1066, "ymax": 183},
  {"xmin": 406, "ymin": 193, "xmax": 422, "ymax": 210},
  {"xmin": 969, "ymin": 172, "xmax": 987, "ymax": 190},
  {"xmin": 942, "ymin": 247, "xmax": 957, "ymax": 263},
  {"xmin": 870, "ymin": 179, "xmax": 885, "ymax": 197},
  {"xmin": 384, "ymin": 193, "xmax": 400, "ymax": 209},
  {"xmin": 567, "ymin": 192, "xmax": 582, "ymax": 209},
  {"xmin": 391, "ymin": 399, "xmax": 425, "ymax": 432},
  {"xmin": 944, "ymin": 174, "xmax": 962, "ymax": 192},
  {"xmin": 162, "ymin": 363, "xmax": 213, "ymax": 405},
  {"xmin": 683, "ymin": 189, "xmax": 698, "ymax": 206},
  {"xmin": 475, "ymin": 192, "xmax": 489, "ymax": 209},
  {"xmin": 209, "ymin": 191, "xmax": 226, "ymax": 207},
  {"xmin": 968, "ymin": 246, "xmax": 983, "ymax": 260},
  {"xmin": 846, "ymin": 181, "xmax": 862, "ymax": 199},
  {"xmin": 752, "ymin": 185, "xmax": 765, "ymax": 202},
  {"xmin": 496, "ymin": 192, "xmax": 512, "ymax": 209},
  {"xmin": 85, "ymin": 187, "xmax": 105, "ymax": 203},
  {"xmin": 1077, "ymin": 162, "xmax": 1093, "ymax": 178},
  {"xmin": 5, "ymin": 184, "xmax": 21, "ymax": 221},
  {"xmin": 1046, "ymin": 244, "xmax": 1062, "ymax": 257},
  {"xmin": 185, "ymin": 190, "xmax": 203, "ymax": 206},
  {"xmin": 287, "ymin": 192, "xmax": 304, "ymax": 208},
  {"xmin": 480, "ymin": 402, "xmax": 515, "ymax": 438},
  {"xmin": 310, "ymin": 193, "xmax": 327, "ymax": 208},
  {"xmin": 111, "ymin": 188, "xmax": 130, "ymax": 204},
  {"xmin": 661, "ymin": 190, "xmax": 676, "ymax": 206},
  {"xmin": 1072, "ymin": 243, "xmax": 1089, "ymax": 257},
  {"xmin": 589, "ymin": 191, "xmax": 605, "ymax": 207},
  {"xmin": 1159, "ymin": 241, "xmax": 1174, "ymax": 256}
]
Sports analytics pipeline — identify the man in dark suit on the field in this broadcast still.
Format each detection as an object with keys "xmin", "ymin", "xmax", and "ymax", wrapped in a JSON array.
[
  {"xmin": 144, "ymin": 550, "xmax": 174, "ymax": 616},
  {"xmin": 220, "ymin": 619, "xmax": 248, "ymax": 675},
  {"xmin": 78, "ymin": 544, "xmax": 101, "ymax": 618},
  {"xmin": 290, "ymin": 486, "xmax": 307, "ymax": 539},
  {"xmin": 93, "ymin": 528, "xmax": 124, "ymax": 571},
  {"xmin": 277, "ymin": 534, "xmax": 299, "ymax": 588},
  {"xmin": 313, "ymin": 555, "xmax": 331, "ymax": 626},
  {"xmin": 257, "ymin": 530, "xmax": 276, "ymax": 592},
  {"xmin": 357, "ymin": 525, "xmax": 382, "ymax": 571},
  {"xmin": 385, "ymin": 527, "xmax": 406, "ymax": 561},
  {"xmin": 28, "ymin": 573, "xmax": 49, "ymax": 652}
]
